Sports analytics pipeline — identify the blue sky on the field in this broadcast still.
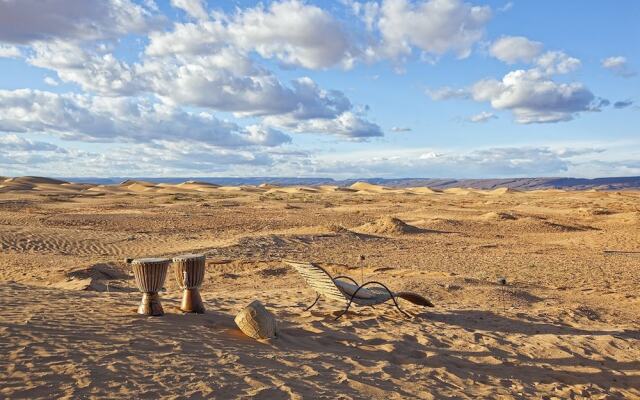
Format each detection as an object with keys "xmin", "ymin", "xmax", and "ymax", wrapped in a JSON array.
[{"xmin": 0, "ymin": 0, "xmax": 638, "ymax": 178}]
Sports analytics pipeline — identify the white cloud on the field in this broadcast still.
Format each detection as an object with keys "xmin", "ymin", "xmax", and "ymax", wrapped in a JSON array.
[
  {"xmin": 23, "ymin": 37, "xmax": 381, "ymax": 138},
  {"xmin": 0, "ymin": 89, "xmax": 291, "ymax": 147},
  {"xmin": 230, "ymin": 0, "xmax": 356, "ymax": 69},
  {"xmin": 467, "ymin": 111, "xmax": 497, "ymax": 123},
  {"xmin": 306, "ymin": 146, "xmax": 607, "ymax": 178},
  {"xmin": 0, "ymin": 134, "xmax": 65, "ymax": 152},
  {"xmin": 263, "ymin": 111, "xmax": 383, "ymax": 139},
  {"xmin": 170, "ymin": 0, "xmax": 209, "ymax": 20},
  {"xmin": 0, "ymin": 140, "xmax": 280, "ymax": 177},
  {"xmin": 535, "ymin": 51, "xmax": 580, "ymax": 75},
  {"xmin": 0, "ymin": 0, "xmax": 163, "ymax": 43},
  {"xmin": 391, "ymin": 126, "xmax": 412, "ymax": 132},
  {"xmin": 430, "ymin": 46, "xmax": 596, "ymax": 124},
  {"xmin": 28, "ymin": 41, "xmax": 144, "ymax": 96},
  {"xmin": 154, "ymin": 0, "xmax": 356, "ymax": 70},
  {"xmin": 498, "ymin": 2, "xmax": 513, "ymax": 12},
  {"xmin": 376, "ymin": 0, "xmax": 492, "ymax": 60},
  {"xmin": 602, "ymin": 56, "xmax": 637, "ymax": 78},
  {"xmin": 490, "ymin": 36, "xmax": 543, "ymax": 64},
  {"xmin": 0, "ymin": 44, "xmax": 20, "ymax": 58},
  {"xmin": 43, "ymin": 77, "xmax": 59, "ymax": 86},
  {"xmin": 342, "ymin": 0, "xmax": 381, "ymax": 31},
  {"xmin": 471, "ymin": 69, "xmax": 596, "ymax": 123},
  {"xmin": 426, "ymin": 86, "xmax": 469, "ymax": 100}
]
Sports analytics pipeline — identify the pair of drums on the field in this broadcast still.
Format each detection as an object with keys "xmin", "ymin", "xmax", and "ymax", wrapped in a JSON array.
[{"xmin": 131, "ymin": 254, "xmax": 206, "ymax": 316}]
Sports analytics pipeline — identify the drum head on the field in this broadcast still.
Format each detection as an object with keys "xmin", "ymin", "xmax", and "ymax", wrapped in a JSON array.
[
  {"xmin": 132, "ymin": 257, "xmax": 171, "ymax": 264},
  {"xmin": 172, "ymin": 254, "xmax": 205, "ymax": 262}
]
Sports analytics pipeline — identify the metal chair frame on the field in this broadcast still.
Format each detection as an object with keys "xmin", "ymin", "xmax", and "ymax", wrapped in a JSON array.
[{"xmin": 301, "ymin": 273, "xmax": 410, "ymax": 320}]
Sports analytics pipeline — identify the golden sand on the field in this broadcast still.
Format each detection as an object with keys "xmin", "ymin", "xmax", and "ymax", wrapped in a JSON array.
[{"xmin": 0, "ymin": 177, "xmax": 639, "ymax": 398}]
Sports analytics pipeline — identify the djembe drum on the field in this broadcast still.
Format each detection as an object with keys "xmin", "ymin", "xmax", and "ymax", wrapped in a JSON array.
[
  {"xmin": 131, "ymin": 257, "xmax": 170, "ymax": 316},
  {"xmin": 172, "ymin": 254, "xmax": 206, "ymax": 313}
]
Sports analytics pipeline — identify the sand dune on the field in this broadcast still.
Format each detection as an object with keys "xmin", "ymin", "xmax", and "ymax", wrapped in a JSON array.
[
  {"xmin": 350, "ymin": 181, "xmax": 391, "ymax": 192},
  {"xmin": 0, "ymin": 178, "xmax": 639, "ymax": 398},
  {"xmin": 487, "ymin": 187, "xmax": 521, "ymax": 195},
  {"xmin": 355, "ymin": 216, "xmax": 425, "ymax": 235}
]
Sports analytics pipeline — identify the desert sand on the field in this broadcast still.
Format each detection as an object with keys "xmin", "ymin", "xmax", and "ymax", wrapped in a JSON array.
[{"xmin": 0, "ymin": 177, "xmax": 639, "ymax": 399}]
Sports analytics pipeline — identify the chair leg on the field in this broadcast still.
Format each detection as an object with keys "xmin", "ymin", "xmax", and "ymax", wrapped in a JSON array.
[
  {"xmin": 391, "ymin": 298, "xmax": 412, "ymax": 319},
  {"xmin": 335, "ymin": 299, "xmax": 354, "ymax": 320},
  {"xmin": 304, "ymin": 294, "xmax": 320, "ymax": 311}
]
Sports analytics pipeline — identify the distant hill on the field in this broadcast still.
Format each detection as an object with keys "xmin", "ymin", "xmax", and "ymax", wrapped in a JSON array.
[{"xmin": 55, "ymin": 176, "xmax": 640, "ymax": 190}]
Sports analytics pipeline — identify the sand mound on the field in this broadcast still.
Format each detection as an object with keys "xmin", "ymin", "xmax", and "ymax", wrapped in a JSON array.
[
  {"xmin": 356, "ymin": 216, "xmax": 423, "ymax": 235},
  {"xmin": 444, "ymin": 188, "xmax": 474, "ymax": 195},
  {"xmin": 409, "ymin": 187, "xmax": 442, "ymax": 194},
  {"xmin": 481, "ymin": 211, "xmax": 518, "ymax": 221},
  {"xmin": 325, "ymin": 224, "xmax": 354, "ymax": 234},
  {"xmin": 50, "ymin": 263, "xmax": 130, "ymax": 291},
  {"xmin": 119, "ymin": 180, "xmax": 159, "ymax": 192},
  {"xmin": 258, "ymin": 183, "xmax": 279, "ymax": 189},
  {"xmin": 179, "ymin": 180, "xmax": 220, "ymax": 187},
  {"xmin": 349, "ymin": 181, "xmax": 390, "ymax": 192},
  {"xmin": 318, "ymin": 185, "xmax": 358, "ymax": 193},
  {"xmin": 6, "ymin": 176, "xmax": 69, "ymax": 185},
  {"xmin": 488, "ymin": 187, "xmax": 520, "ymax": 195}
]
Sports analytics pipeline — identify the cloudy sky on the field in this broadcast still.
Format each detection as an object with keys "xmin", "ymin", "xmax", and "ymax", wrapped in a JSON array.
[{"xmin": 0, "ymin": 0, "xmax": 638, "ymax": 178}]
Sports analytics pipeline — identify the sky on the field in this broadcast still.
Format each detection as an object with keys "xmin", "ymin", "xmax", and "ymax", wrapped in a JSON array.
[{"xmin": 0, "ymin": 0, "xmax": 638, "ymax": 179}]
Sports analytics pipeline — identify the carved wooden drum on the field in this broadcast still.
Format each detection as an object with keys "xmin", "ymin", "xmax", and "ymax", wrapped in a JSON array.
[
  {"xmin": 172, "ymin": 254, "xmax": 206, "ymax": 313},
  {"xmin": 131, "ymin": 257, "xmax": 170, "ymax": 316}
]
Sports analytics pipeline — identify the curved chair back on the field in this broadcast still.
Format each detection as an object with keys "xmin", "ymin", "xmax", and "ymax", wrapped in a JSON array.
[{"xmin": 284, "ymin": 260, "xmax": 346, "ymax": 303}]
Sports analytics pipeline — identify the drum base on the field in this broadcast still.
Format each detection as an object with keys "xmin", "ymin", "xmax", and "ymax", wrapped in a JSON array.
[
  {"xmin": 138, "ymin": 292, "xmax": 164, "ymax": 316},
  {"xmin": 181, "ymin": 289, "xmax": 205, "ymax": 314}
]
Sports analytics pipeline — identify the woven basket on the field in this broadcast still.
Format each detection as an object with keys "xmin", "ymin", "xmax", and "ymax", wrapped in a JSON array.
[{"xmin": 234, "ymin": 300, "xmax": 278, "ymax": 340}]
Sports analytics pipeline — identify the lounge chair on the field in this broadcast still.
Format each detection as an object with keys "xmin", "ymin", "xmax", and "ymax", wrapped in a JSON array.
[{"xmin": 284, "ymin": 260, "xmax": 434, "ymax": 319}]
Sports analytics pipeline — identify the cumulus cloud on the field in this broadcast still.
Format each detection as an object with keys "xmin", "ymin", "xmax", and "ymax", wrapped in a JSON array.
[
  {"xmin": 0, "ymin": 0, "xmax": 163, "ymax": 43},
  {"xmin": 602, "ymin": 56, "xmax": 637, "ymax": 78},
  {"xmin": 391, "ymin": 126, "xmax": 412, "ymax": 132},
  {"xmin": 263, "ymin": 111, "xmax": 383, "ymax": 139},
  {"xmin": 498, "ymin": 2, "xmax": 513, "ymax": 12},
  {"xmin": 535, "ymin": 51, "xmax": 580, "ymax": 75},
  {"xmin": 614, "ymin": 99, "xmax": 634, "ymax": 109},
  {"xmin": 0, "ymin": 89, "xmax": 291, "ymax": 147},
  {"xmin": 170, "ymin": 0, "xmax": 209, "ymax": 20},
  {"xmin": 376, "ymin": 0, "xmax": 491, "ymax": 60},
  {"xmin": 426, "ymin": 86, "xmax": 469, "ymax": 100},
  {"xmin": 0, "ymin": 140, "xmax": 280, "ymax": 176},
  {"xmin": 467, "ymin": 111, "xmax": 497, "ymax": 123},
  {"xmin": 152, "ymin": 0, "xmax": 356, "ymax": 69},
  {"xmin": 43, "ymin": 77, "xmax": 59, "ymax": 86},
  {"xmin": 21, "ymin": 31, "xmax": 380, "ymax": 138},
  {"xmin": 490, "ymin": 36, "xmax": 543, "ymax": 64},
  {"xmin": 0, "ymin": 134, "xmax": 65, "ymax": 152},
  {"xmin": 430, "ymin": 45, "xmax": 598, "ymax": 124},
  {"xmin": 309, "ymin": 146, "xmax": 605, "ymax": 178},
  {"xmin": 28, "ymin": 41, "xmax": 144, "ymax": 96},
  {"xmin": 471, "ymin": 69, "xmax": 596, "ymax": 123},
  {"xmin": 0, "ymin": 44, "xmax": 20, "ymax": 58}
]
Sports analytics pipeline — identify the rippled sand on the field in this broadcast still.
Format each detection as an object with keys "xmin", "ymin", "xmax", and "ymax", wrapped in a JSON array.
[{"xmin": 1, "ymin": 177, "xmax": 639, "ymax": 398}]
